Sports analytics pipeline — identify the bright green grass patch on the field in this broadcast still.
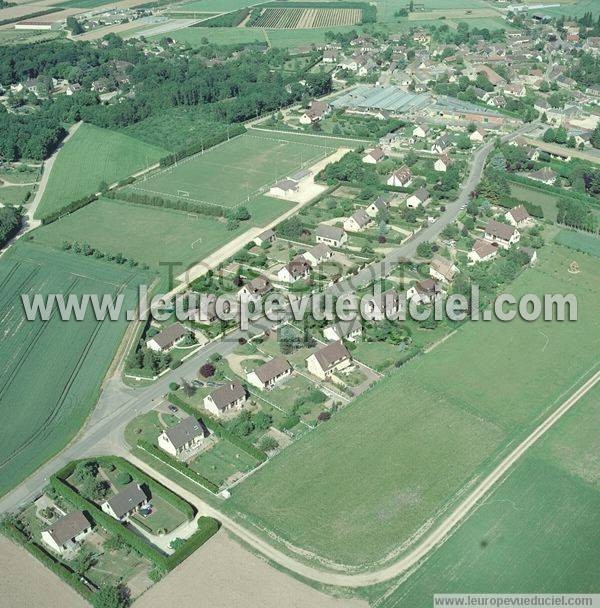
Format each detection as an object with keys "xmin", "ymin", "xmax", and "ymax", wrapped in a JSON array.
[
  {"xmin": 374, "ymin": 384, "xmax": 600, "ymax": 606},
  {"xmin": 178, "ymin": 0, "xmax": 258, "ymax": 11},
  {"xmin": 190, "ymin": 439, "xmax": 259, "ymax": 486},
  {"xmin": 131, "ymin": 131, "xmax": 332, "ymax": 207},
  {"xmin": 55, "ymin": 0, "xmax": 113, "ymax": 7},
  {"xmin": 225, "ymin": 245, "xmax": 600, "ymax": 568},
  {"xmin": 35, "ymin": 123, "xmax": 167, "ymax": 220},
  {"xmin": 31, "ymin": 196, "xmax": 294, "ymax": 271},
  {"xmin": 554, "ymin": 229, "xmax": 600, "ymax": 258},
  {"xmin": 0, "ymin": 185, "xmax": 32, "ymax": 206},
  {"xmin": 351, "ymin": 340, "xmax": 401, "ymax": 371},
  {"xmin": 535, "ymin": 0, "xmax": 599, "ymax": 18},
  {"xmin": 0, "ymin": 242, "xmax": 148, "ymax": 497},
  {"xmin": 376, "ymin": 0, "xmax": 488, "ymax": 22}
]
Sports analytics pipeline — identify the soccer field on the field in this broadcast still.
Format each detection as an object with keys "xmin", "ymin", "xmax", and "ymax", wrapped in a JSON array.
[
  {"xmin": 376, "ymin": 383, "xmax": 600, "ymax": 606},
  {"xmin": 226, "ymin": 244, "xmax": 600, "ymax": 569},
  {"xmin": 0, "ymin": 242, "xmax": 147, "ymax": 497},
  {"xmin": 131, "ymin": 132, "xmax": 335, "ymax": 208}
]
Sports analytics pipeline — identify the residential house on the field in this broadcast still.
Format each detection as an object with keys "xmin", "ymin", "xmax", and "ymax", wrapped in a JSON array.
[
  {"xmin": 238, "ymin": 275, "xmax": 273, "ymax": 300},
  {"xmin": 468, "ymin": 239, "xmax": 499, "ymax": 264},
  {"xmin": 431, "ymin": 134, "xmax": 452, "ymax": 154},
  {"xmin": 277, "ymin": 255, "xmax": 311, "ymax": 283},
  {"xmin": 469, "ymin": 128, "xmax": 486, "ymax": 143},
  {"xmin": 323, "ymin": 49, "xmax": 338, "ymax": 63},
  {"xmin": 299, "ymin": 100, "xmax": 331, "ymax": 124},
  {"xmin": 323, "ymin": 319, "xmax": 362, "ymax": 342},
  {"xmin": 254, "ymin": 229, "xmax": 275, "ymax": 247},
  {"xmin": 364, "ymin": 288, "xmax": 402, "ymax": 321},
  {"xmin": 157, "ymin": 416, "xmax": 208, "ymax": 457},
  {"xmin": 387, "ymin": 165, "xmax": 413, "ymax": 187},
  {"xmin": 434, "ymin": 154, "xmax": 453, "ymax": 172},
  {"xmin": 504, "ymin": 83, "xmax": 527, "ymax": 98},
  {"xmin": 247, "ymin": 357, "xmax": 293, "ymax": 390},
  {"xmin": 406, "ymin": 187, "xmax": 430, "ymax": 208},
  {"xmin": 41, "ymin": 511, "xmax": 91, "ymax": 554},
  {"xmin": 412, "ymin": 124, "xmax": 430, "ymax": 138},
  {"xmin": 505, "ymin": 205, "xmax": 533, "ymax": 228},
  {"xmin": 306, "ymin": 341, "xmax": 353, "ymax": 380},
  {"xmin": 344, "ymin": 209, "xmax": 372, "ymax": 232},
  {"xmin": 528, "ymin": 166, "xmax": 557, "ymax": 185},
  {"xmin": 146, "ymin": 323, "xmax": 187, "ymax": 353},
  {"xmin": 366, "ymin": 196, "xmax": 389, "ymax": 218},
  {"xmin": 303, "ymin": 243, "xmax": 333, "ymax": 267},
  {"xmin": 407, "ymin": 278, "xmax": 441, "ymax": 305},
  {"xmin": 204, "ymin": 382, "xmax": 247, "ymax": 417},
  {"xmin": 65, "ymin": 83, "xmax": 81, "ymax": 96},
  {"xmin": 315, "ymin": 224, "xmax": 347, "ymax": 247},
  {"xmin": 362, "ymin": 147, "xmax": 386, "ymax": 164},
  {"xmin": 101, "ymin": 484, "xmax": 149, "ymax": 522},
  {"xmin": 484, "ymin": 220, "xmax": 520, "ymax": 249},
  {"xmin": 429, "ymin": 255, "xmax": 458, "ymax": 284}
]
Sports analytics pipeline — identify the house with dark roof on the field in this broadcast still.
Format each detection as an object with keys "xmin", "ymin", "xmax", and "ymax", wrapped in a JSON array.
[
  {"xmin": 431, "ymin": 134, "xmax": 452, "ymax": 154},
  {"xmin": 238, "ymin": 275, "xmax": 273, "ymax": 300},
  {"xmin": 505, "ymin": 205, "xmax": 533, "ymax": 228},
  {"xmin": 101, "ymin": 484, "xmax": 148, "ymax": 522},
  {"xmin": 343, "ymin": 208, "xmax": 372, "ymax": 232},
  {"xmin": 270, "ymin": 179, "xmax": 299, "ymax": 197},
  {"xmin": 315, "ymin": 224, "xmax": 347, "ymax": 247},
  {"xmin": 387, "ymin": 165, "xmax": 413, "ymax": 187},
  {"xmin": 299, "ymin": 100, "xmax": 331, "ymax": 124},
  {"xmin": 362, "ymin": 147, "xmax": 386, "ymax": 164},
  {"xmin": 407, "ymin": 278, "xmax": 441, "ymax": 305},
  {"xmin": 204, "ymin": 382, "xmax": 247, "ymax": 417},
  {"xmin": 146, "ymin": 323, "xmax": 188, "ymax": 353},
  {"xmin": 303, "ymin": 243, "xmax": 333, "ymax": 267},
  {"xmin": 484, "ymin": 219, "xmax": 520, "ymax": 249},
  {"xmin": 157, "ymin": 416, "xmax": 208, "ymax": 457},
  {"xmin": 277, "ymin": 255, "xmax": 311, "ymax": 283},
  {"xmin": 468, "ymin": 239, "xmax": 499, "ymax": 264},
  {"xmin": 247, "ymin": 357, "xmax": 293, "ymax": 390},
  {"xmin": 254, "ymin": 229, "xmax": 276, "ymax": 247},
  {"xmin": 41, "ymin": 511, "xmax": 91, "ymax": 554},
  {"xmin": 306, "ymin": 341, "xmax": 352, "ymax": 380},
  {"xmin": 366, "ymin": 196, "xmax": 389, "ymax": 218},
  {"xmin": 407, "ymin": 187, "xmax": 430, "ymax": 208}
]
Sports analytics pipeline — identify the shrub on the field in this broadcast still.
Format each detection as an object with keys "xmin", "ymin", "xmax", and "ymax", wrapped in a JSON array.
[
  {"xmin": 115, "ymin": 471, "xmax": 132, "ymax": 485},
  {"xmin": 199, "ymin": 363, "xmax": 215, "ymax": 378}
]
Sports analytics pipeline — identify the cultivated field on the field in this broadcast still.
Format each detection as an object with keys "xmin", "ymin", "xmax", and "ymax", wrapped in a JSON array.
[
  {"xmin": 377, "ymin": 382, "xmax": 600, "ymax": 607},
  {"xmin": 0, "ymin": 242, "xmax": 147, "ymax": 496},
  {"xmin": 249, "ymin": 7, "xmax": 362, "ymax": 28},
  {"xmin": 130, "ymin": 132, "xmax": 336, "ymax": 208},
  {"xmin": 35, "ymin": 123, "xmax": 166, "ymax": 220},
  {"xmin": 226, "ymin": 245, "xmax": 600, "ymax": 569},
  {"xmin": 31, "ymin": 196, "xmax": 294, "ymax": 271}
]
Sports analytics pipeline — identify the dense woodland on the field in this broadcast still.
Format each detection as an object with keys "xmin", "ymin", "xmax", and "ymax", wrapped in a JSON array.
[
  {"xmin": 0, "ymin": 206, "xmax": 22, "ymax": 248},
  {"xmin": 0, "ymin": 38, "xmax": 331, "ymax": 161}
]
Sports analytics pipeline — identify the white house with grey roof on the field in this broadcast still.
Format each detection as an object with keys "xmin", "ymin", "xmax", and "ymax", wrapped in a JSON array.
[
  {"xmin": 406, "ymin": 187, "xmax": 430, "ymax": 208},
  {"xmin": 323, "ymin": 318, "xmax": 362, "ymax": 342},
  {"xmin": 343, "ymin": 208, "xmax": 372, "ymax": 232},
  {"xmin": 101, "ymin": 484, "xmax": 148, "ymax": 522},
  {"xmin": 41, "ymin": 511, "xmax": 91, "ymax": 554},
  {"xmin": 158, "ymin": 416, "xmax": 208, "ymax": 457},
  {"xmin": 303, "ymin": 243, "xmax": 333, "ymax": 267},
  {"xmin": 254, "ymin": 229, "xmax": 276, "ymax": 247},
  {"xmin": 204, "ymin": 382, "xmax": 247, "ymax": 417},
  {"xmin": 315, "ymin": 224, "xmax": 347, "ymax": 247},
  {"xmin": 306, "ymin": 341, "xmax": 353, "ymax": 380},
  {"xmin": 366, "ymin": 196, "xmax": 389, "ymax": 218},
  {"xmin": 247, "ymin": 357, "xmax": 292, "ymax": 390},
  {"xmin": 146, "ymin": 323, "xmax": 188, "ymax": 352}
]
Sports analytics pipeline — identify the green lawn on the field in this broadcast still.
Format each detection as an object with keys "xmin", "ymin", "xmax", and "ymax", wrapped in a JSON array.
[
  {"xmin": 509, "ymin": 181, "xmax": 561, "ymax": 222},
  {"xmin": 351, "ymin": 340, "xmax": 401, "ymax": 371},
  {"xmin": 132, "ymin": 494, "xmax": 186, "ymax": 534},
  {"xmin": 0, "ymin": 242, "xmax": 148, "ymax": 496},
  {"xmin": 0, "ymin": 185, "xmax": 32, "ymax": 206},
  {"xmin": 55, "ymin": 0, "xmax": 114, "ymax": 7},
  {"xmin": 35, "ymin": 123, "xmax": 167, "ymax": 220},
  {"xmin": 225, "ymin": 244, "xmax": 600, "ymax": 568},
  {"xmin": 374, "ymin": 383, "xmax": 600, "ymax": 606},
  {"xmin": 190, "ymin": 438, "xmax": 259, "ymax": 486},
  {"xmin": 130, "ymin": 131, "xmax": 332, "ymax": 207}
]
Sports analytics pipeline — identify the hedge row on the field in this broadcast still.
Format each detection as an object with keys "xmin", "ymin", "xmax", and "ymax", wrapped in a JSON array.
[
  {"xmin": 138, "ymin": 441, "xmax": 219, "ymax": 494},
  {"xmin": 507, "ymin": 175, "xmax": 600, "ymax": 209},
  {"xmin": 159, "ymin": 125, "xmax": 246, "ymax": 168},
  {"xmin": 198, "ymin": 7, "xmax": 249, "ymax": 26},
  {"xmin": 0, "ymin": 7, "xmax": 59, "ymax": 26},
  {"xmin": 0, "ymin": 520, "xmax": 94, "ymax": 601},
  {"xmin": 165, "ymin": 517, "xmax": 220, "ymax": 570},
  {"xmin": 167, "ymin": 393, "xmax": 267, "ymax": 463},
  {"xmin": 107, "ymin": 190, "xmax": 226, "ymax": 217},
  {"xmin": 39, "ymin": 194, "xmax": 98, "ymax": 225}
]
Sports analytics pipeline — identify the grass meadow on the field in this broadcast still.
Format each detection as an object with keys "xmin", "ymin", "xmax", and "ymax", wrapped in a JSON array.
[
  {"xmin": 0, "ymin": 242, "xmax": 148, "ymax": 496},
  {"xmin": 226, "ymin": 244, "xmax": 600, "ymax": 568},
  {"xmin": 374, "ymin": 382, "xmax": 600, "ymax": 607},
  {"xmin": 35, "ymin": 123, "xmax": 167, "ymax": 220},
  {"xmin": 31, "ymin": 196, "xmax": 294, "ymax": 271},
  {"xmin": 130, "ymin": 131, "xmax": 333, "ymax": 207},
  {"xmin": 554, "ymin": 229, "xmax": 600, "ymax": 258}
]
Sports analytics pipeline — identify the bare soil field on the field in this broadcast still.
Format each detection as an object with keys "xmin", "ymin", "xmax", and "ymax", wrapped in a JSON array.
[
  {"xmin": 0, "ymin": 536, "xmax": 87, "ymax": 608},
  {"xmin": 137, "ymin": 533, "xmax": 367, "ymax": 608}
]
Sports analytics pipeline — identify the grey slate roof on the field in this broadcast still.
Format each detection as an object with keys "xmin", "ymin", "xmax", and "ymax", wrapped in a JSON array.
[
  {"xmin": 312, "ymin": 341, "xmax": 351, "ymax": 372},
  {"xmin": 150, "ymin": 323, "xmax": 187, "ymax": 350},
  {"xmin": 45, "ymin": 511, "xmax": 90, "ymax": 547},
  {"xmin": 315, "ymin": 224, "xmax": 346, "ymax": 241},
  {"xmin": 252, "ymin": 357, "xmax": 292, "ymax": 384},
  {"xmin": 163, "ymin": 416, "xmax": 207, "ymax": 450},
  {"xmin": 208, "ymin": 382, "xmax": 247, "ymax": 411},
  {"xmin": 106, "ymin": 484, "xmax": 147, "ymax": 519}
]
